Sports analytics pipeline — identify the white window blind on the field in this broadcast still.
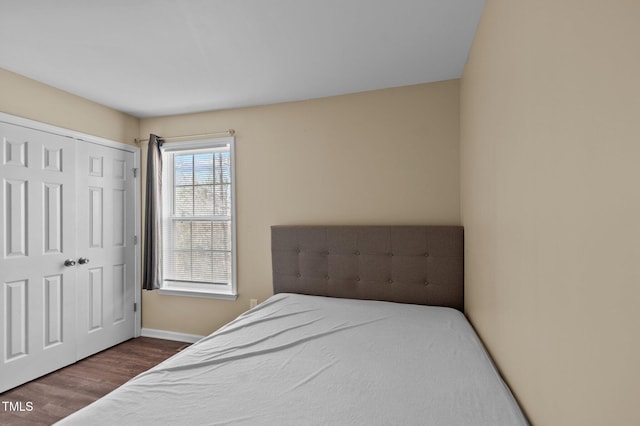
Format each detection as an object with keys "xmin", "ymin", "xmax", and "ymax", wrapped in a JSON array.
[{"xmin": 161, "ymin": 137, "xmax": 236, "ymax": 298}]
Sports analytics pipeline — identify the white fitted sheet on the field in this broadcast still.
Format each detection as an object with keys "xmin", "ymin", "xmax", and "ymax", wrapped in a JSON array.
[{"xmin": 58, "ymin": 293, "xmax": 528, "ymax": 425}]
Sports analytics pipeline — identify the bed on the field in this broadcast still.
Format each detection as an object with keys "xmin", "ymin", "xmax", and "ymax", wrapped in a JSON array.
[{"xmin": 58, "ymin": 226, "xmax": 529, "ymax": 425}]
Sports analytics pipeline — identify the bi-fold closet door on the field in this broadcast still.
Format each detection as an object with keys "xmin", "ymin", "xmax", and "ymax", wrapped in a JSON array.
[{"xmin": 0, "ymin": 120, "xmax": 137, "ymax": 393}]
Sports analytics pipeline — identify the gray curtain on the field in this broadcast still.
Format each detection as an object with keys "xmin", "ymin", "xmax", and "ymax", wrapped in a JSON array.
[{"xmin": 142, "ymin": 134, "xmax": 163, "ymax": 290}]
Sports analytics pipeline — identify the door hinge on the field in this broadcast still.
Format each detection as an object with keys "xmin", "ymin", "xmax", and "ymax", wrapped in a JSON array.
[
  {"xmin": 133, "ymin": 235, "xmax": 138, "ymax": 245},
  {"xmin": 134, "ymin": 302, "xmax": 137, "ymax": 312},
  {"xmin": 132, "ymin": 168, "xmax": 138, "ymax": 178}
]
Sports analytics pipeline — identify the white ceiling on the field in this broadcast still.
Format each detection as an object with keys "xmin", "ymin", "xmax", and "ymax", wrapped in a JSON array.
[{"xmin": 0, "ymin": 0, "xmax": 484, "ymax": 118}]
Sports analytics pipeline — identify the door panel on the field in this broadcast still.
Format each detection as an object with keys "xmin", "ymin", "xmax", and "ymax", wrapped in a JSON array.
[
  {"xmin": 76, "ymin": 142, "xmax": 135, "ymax": 359},
  {"xmin": 44, "ymin": 183, "xmax": 63, "ymax": 254},
  {"xmin": 44, "ymin": 274, "xmax": 64, "ymax": 346},
  {"xmin": 5, "ymin": 279, "xmax": 27, "ymax": 359},
  {"xmin": 5, "ymin": 179, "xmax": 27, "ymax": 257},
  {"xmin": 88, "ymin": 267, "xmax": 104, "ymax": 331},
  {"xmin": 0, "ymin": 122, "xmax": 77, "ymax": 392},
  {"xmin": 89, "ymin": 187, "xmax": 104, "ymax": 248}
]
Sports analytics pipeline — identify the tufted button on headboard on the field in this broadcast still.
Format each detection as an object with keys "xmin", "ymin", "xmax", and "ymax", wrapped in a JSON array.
[{"xmin": 271, "ymin": 226, "xmax": 464, "ymax": 311}]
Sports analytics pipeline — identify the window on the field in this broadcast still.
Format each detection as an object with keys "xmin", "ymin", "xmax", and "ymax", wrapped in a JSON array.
[{"xmin": 159, "ymin": 137, "xmax": 237, "ymax": 300}]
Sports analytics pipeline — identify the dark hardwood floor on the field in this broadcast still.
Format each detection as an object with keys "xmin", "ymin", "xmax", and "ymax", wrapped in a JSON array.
[{"xmin": 0, "ymin": 337, "xmax": 188, "ymax": 425}]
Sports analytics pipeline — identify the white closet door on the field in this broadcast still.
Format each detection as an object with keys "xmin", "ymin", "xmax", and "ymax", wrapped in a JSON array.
[
  {"xmin": 0, "ymin": 122, "xmax": 78, "ymax": 392},
  {"xmin": 76, "ymin": 142, "xmax": 136, "ymax": 359},
  {"xmin": 0, "ymin": 119, "xmax": 137, "ymax": 393}
]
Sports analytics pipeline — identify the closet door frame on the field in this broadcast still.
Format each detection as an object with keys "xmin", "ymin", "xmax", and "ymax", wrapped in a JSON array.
[{"xmin": 0, "ymin": 112, "xmax": 142, "ymax": 338}]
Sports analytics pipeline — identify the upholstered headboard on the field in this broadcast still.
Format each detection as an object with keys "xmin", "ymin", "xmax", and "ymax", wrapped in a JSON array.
[{"xmin": 271, "ymin": 226, "xmax": 464, "ymax": 311}]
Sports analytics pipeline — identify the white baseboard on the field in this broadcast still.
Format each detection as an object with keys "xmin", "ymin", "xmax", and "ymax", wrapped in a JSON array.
[{"xmin": 141, "ymin": 328, "xmax": 204, "ymax": 343}]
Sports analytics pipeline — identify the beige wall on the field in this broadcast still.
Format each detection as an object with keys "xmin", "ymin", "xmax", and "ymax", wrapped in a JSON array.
[
  {"xmin": 460, "ymin": 1, "xmax": 640, "ymax": 425},
  {"xmin": 0, "ymin": 68, "xmax": 139, "ymax": 144},
  {"xmin": 140, "ymin": 80, "xmax": 461, "ymax": 335}
]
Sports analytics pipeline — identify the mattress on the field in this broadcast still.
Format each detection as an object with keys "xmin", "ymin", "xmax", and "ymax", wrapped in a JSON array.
[{"xmin": 58, "ymin": 293, "xmax": 528, "ymax": 425}]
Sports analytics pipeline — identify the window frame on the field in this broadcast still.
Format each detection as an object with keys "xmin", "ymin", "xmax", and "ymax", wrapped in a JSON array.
[{"xmin": 158, "ymin": 136, "xmax": 237, "ymax": 300}]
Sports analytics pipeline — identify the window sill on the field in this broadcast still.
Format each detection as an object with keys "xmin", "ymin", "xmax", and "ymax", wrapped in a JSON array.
[{"xmin": 158, "ymin": 286, "xmax": 237, "ymax": 301}]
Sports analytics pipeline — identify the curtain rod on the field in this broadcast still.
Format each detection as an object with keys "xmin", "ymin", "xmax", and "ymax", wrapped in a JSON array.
[{"xmin": 134, "ymin": 129, "xmax": 235, "ymax": 144}]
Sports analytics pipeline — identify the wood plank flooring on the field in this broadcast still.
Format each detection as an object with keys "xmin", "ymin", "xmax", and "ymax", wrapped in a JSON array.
[{"xmin": 0, "ymin": 337, "xmax": 188, "ymax": 425}]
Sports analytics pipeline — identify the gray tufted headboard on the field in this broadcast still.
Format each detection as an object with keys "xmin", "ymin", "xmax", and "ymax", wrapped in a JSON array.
[{"xmin": 271, "ymin": 226, "xmax": 464, "ymax": 311}]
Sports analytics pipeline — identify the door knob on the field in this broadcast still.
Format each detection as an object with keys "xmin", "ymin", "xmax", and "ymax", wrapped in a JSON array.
[
  {"xmin": 64, "ymin": 259, "xmax": 76, "ymax": 267},
  {"xmin": 78, "ymin": 257, "xmax": 90, "ymax": 265}
]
